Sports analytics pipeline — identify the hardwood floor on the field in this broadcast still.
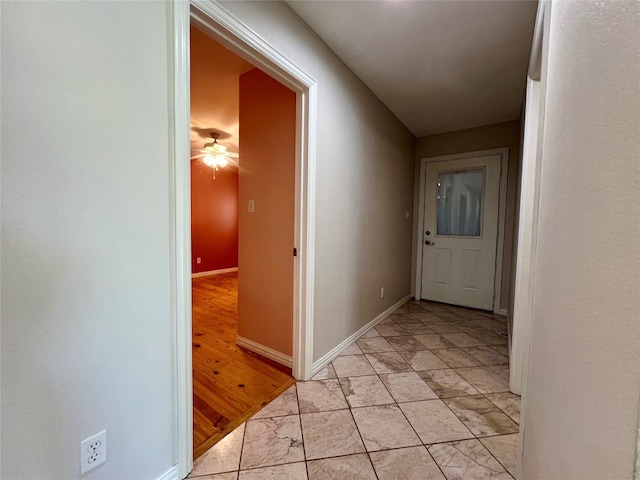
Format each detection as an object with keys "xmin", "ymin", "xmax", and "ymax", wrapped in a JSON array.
[{"xmin": 192, "ymin": 271, "xmax": 294, "ymax": 459}]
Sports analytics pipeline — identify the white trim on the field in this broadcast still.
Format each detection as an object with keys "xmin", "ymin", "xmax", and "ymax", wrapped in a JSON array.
[
  {"xmin": 515, "ymin": 3, "xmax": 549, "ymax": 478},
  {"xmin": 311, "ymin": 295, "xmax": 411, "ymax": 376},
  {"xmin": 292, "ymin": 62, "xmax": 318, "ymax": 384},
  {"xmin": 414, "ymin": 148, "xmax": 509, "ymax": 314},
  {"xmin": 511, "ymin": 78, "xmax": 542, "ymax": 397},
  {"xmin": 191, "ymin": 267, "xmax": 238, "ymax": 278},
  {"xmin": 236, "ymin": 336, "xmax": 293, "ymax": 368},
  {"xmin": 497, "ymin": 309, "xmax": 508, "ymax": 317},
  {"xmin": 156, "ymin": 465, "xmax": 179, "ymax": 480},
  {"xmin": 169, "ymin": 2, "xmax": 193, "ymax": 479},
  {"xmin": 527, "ymin": 0, "xmax": 546, "ymax": 81},
  {"xmin": 172, "ymin": 1, "xmax": 317, "ymax": 476}
]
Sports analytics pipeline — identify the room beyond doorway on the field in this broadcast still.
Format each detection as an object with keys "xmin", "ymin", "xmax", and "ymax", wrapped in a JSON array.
[
  {"xmin": 190, "ymin": 20, "xmax": 303, "ymax": 459},
  {"xmin": 190, "ymin": 25, "xmax": 298, "ymax": 459}
]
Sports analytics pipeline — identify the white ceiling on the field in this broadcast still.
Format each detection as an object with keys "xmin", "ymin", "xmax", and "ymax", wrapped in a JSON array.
[{"xmin": 287, "ymin": 0, "xmax": 538, "ymax": 137}]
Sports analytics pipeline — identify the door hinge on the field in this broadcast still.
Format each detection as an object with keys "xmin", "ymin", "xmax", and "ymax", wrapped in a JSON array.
[{"xmin": 293, "ymin": 247, "xmax": 297, "ymax": 257}]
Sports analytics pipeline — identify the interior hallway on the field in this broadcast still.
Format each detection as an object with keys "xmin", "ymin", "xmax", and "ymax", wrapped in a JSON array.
[
  {"xmin": 192, "ymin": 272, "xmax": 295, "ymax": 458},
  {"xmin": 189, "ymin": 299, "xmax": 519, "ymax": 479}
]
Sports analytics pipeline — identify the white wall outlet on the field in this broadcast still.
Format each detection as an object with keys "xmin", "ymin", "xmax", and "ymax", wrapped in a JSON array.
[
  {"xmin": 380, "ymin": 287, "xmax": 385, "ymax": 298},
  {"xmin": 405, "ymin": 210, "xmax": 410, "ymax": 220},
  {"xmin": 196, "ymin": 257, "xmax": 202, "ymax": 264},
  {"xmin": 80, "ymin": 430, "xmax": 107, "ymax": 474},
  {"xmin": 248, "ymin": 199, "xmax": 255, "ymax": 213}
]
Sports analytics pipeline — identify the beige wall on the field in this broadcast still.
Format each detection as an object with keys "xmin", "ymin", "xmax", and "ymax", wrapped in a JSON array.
[
  {"xmin": 521, "ymin": 2, "xmax": 640, "ymax": 478},
  {"xmin": 412, "ymin": 120, "xmax": 522, "ymax": 313},
  {"xmin": 238, "ymin": 69, "xmax": 296, "ymax": 356},
  {"xmin": 221, "ymin": 1, "xmax": 416, "ymax": 363}
]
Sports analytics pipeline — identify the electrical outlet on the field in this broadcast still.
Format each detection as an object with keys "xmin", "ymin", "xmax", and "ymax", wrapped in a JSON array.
[
  {"xmin": 196, "ymin": 257, "xmax": 202, "ymax": 264},
  {"xmin": 81, "ymin": 430, "xmax": 106, "ymax": 474},
  {"xmin": 380, "ymin": 287, "xmax": 385, "ymax": 298},
  {"xmin": 405, "ymin": 210, "xmax": 410, "ymax": 220}
]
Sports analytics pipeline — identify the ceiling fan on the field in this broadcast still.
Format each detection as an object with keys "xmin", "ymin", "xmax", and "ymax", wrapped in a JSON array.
[{"xmin": 191, "ymin": 132, "xmax": 239, "ymax": 169}]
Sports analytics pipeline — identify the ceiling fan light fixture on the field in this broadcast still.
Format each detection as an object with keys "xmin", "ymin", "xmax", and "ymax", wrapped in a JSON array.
[
  {"xmin": 191, "ymin": 132, "xmax": 239, "ymax": 178},
  {"xmin": 203, "ymin": 154, "xmax": 228, "ymax": 169}
]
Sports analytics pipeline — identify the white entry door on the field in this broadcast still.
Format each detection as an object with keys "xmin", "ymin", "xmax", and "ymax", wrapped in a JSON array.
[{"xmin": 420, "ymin": 155, "xmax": 501, "ymax": 310}]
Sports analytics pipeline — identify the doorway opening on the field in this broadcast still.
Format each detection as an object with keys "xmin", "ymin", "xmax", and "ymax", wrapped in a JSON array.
[
  {"xmin": 189, "ymin": 26, "xmax": 297, "ymax": 458},
  {"xmin": 171, "ymin": 2, "xmax": 318, "ymax": 476}
]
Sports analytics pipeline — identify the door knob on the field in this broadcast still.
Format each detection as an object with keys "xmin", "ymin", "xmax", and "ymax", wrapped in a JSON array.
[
  {"xmin": 425, "ymin": 230, "xmax": 431, "ymax": 236},
  {"xmin": 425, "ymin": 240, "xmax": 435, "ymax": 245}
]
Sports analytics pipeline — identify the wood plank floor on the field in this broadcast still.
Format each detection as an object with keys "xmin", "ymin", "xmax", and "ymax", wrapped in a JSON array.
[{"xmin": 192, "ymin": 272, "xmax": 294, "ymax": 459}]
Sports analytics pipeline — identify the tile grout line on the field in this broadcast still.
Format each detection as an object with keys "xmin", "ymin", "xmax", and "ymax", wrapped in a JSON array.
[
  {"xmin": 236, "ymin": 418, "xmax": 247, "ymax": 476},
  {"xmin": 482, "ymin": 392, "xmax": 521, "ymax": 426},
  {"xmin": 292, "ymin": 383, "xmax": 312, "ymax": 480},
  {"xmin": 475, "ymin": 430, "xmax": 518, "ymax": 480},
  {"xmin": 341, "ymin": 377, "xmax": 381, "ymax": 480}
]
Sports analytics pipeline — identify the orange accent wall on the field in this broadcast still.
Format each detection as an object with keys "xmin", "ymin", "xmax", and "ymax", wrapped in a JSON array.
[
  {"xmin": 238, "ymin": 69, "xmax": 296, "ymax": 357},
  {"xmin": 191, "ymin": 162, "xmax": 238, "ymax": 273}
]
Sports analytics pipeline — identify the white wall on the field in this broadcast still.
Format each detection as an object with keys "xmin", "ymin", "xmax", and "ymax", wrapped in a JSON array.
[
  {"xmin": 1, "ymin": 2, "xmax": 174, "ymax": 479},
  {"xmin": 520, "ymin": 2, "xmax": 640, "ymax": 478},
  {"xmin": 220, "ymin": 1, "xmax": 416, "ymax": 362}
]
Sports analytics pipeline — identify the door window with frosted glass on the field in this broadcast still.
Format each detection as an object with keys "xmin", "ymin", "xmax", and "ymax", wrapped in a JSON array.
[{"xmin": 436, "ymin": 168, "xmax": 485, "ymax": 237}]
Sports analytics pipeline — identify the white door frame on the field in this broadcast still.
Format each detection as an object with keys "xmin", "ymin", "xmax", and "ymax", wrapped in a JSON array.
[
  {"xmin": 511, "ymin": 0, "xmax": 546, "ymax": 398},
  {"xmin": 414, "ymin": 148, "xmax": 509, "ymax": 314},
  {"xmin": 510, "ymin": 78, "xmax": 542, "ymax": 396},
  {"xmin": 169, "ymin": 1, "xmax": 317, "ymax": 477},
  {"xmin": 513, "ymin": 1, "xmax": 547, "ymax": 477}
]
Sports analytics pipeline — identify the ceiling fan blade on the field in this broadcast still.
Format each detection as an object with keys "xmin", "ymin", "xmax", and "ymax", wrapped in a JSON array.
[
  {"xmin": 191, "ymin": 153, "xmax": 208, "ymax": 159},
  {"xmin": 224, "ymin": 152, "xmax": 239, "ymax": 158}
]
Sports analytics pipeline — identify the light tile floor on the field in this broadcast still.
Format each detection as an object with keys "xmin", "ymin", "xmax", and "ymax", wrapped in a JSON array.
[{"xmin": 189, "ymin": 300, "xmax": 520, "ymax": 480}]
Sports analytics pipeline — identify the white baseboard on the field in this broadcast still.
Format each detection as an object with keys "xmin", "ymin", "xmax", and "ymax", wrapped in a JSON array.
[
  {"xmin": 156, "ymin": 465, "xmax": 179, "ymax": 480},
  {"xmin": 192, "ymin": 267, "xmax": 238, "ymax": 278},
  {"xmin": 311, "ymin": 295, "xmax": 411, "ymax": 376},
  {"xmin": 236, "ymin": 336, "xmax": 293, "ymax": 368},
  {"xmin": 497, "ymin": 309, "xmax": 508, "ymax": 317}
]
